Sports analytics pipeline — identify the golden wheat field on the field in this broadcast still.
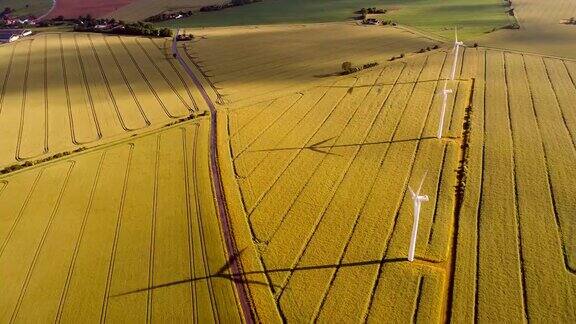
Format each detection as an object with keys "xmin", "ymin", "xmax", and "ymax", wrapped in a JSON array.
[
  {"xmin": 0, "ymin": 120, "xmax": 245, "ymax": 323},
  {"xmin": 184, "ymin": 20, "xmax": 576, "ymax": 321},
  {"xmin": 0, "ymin": 33, "xmax": 205, "ymax": 169}
]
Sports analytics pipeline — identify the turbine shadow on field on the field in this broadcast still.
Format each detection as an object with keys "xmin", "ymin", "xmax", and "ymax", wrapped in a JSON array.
[
  {"xmin": 111, "ymin": 252, "xmax": 410, "ymax": 298},
  {"xmin": 251, "ymin": 136, "xmax": 436, "ymax": 154}
]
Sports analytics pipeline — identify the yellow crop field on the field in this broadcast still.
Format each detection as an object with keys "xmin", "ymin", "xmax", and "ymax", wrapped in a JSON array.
[
  {"xmin": 206, "ymin": 35, "xmax": 576, "ymax": 320},
  {"xmin": 0, "ymin": 33, "xmax": 202, "ymax": 169},
  {"xmin": 182, "ymin": 23, "xmax": 438, "ymax": 104},
  {"xmin": 0, "ymin": 121, "xmax": 244, "ymax": 323}
]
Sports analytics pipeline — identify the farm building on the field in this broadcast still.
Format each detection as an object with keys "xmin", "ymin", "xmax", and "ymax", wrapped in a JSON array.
[{"xmin": 0, "ymin": 29, "xmax": 32, "ymax": 43}]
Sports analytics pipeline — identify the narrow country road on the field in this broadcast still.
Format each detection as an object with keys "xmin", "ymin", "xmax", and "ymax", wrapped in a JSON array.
[{"xmin": 172, "ymin": 30, "xmax": 255, "ymax": 323}]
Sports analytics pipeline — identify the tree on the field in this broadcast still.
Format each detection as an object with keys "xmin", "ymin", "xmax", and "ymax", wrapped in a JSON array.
[
  {"xmin": 341, "ymin": 61, "xmax": 353, "ymax": 73},
  {"xmin": 159, "ymin": 28, "xmax": 173, "ymax": 37}
]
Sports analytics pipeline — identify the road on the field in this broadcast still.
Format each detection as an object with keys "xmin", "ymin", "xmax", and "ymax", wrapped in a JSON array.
[{"xmin": 172, "ymin": 30, "xmax": 255, "ymax": 323}]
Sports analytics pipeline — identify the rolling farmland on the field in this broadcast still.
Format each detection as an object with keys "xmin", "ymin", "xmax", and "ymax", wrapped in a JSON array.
[
  {"xmin": 215, "ymin": 41, "xmax": 576, "ymax": 320},
  {"xmin": 0, "ymin": 121, "xmax": 243, "ymax": 323},
  {"xmin": 0, "ymin": 0, "xmax": 52, "ymax": 17},
  {"xmin": 109, "ymin": 0, "xmax": 228, "ymax": 22},
  {"xmin": 182, "ymin": 23, "xmax": 437, "ymax": 104},
  {"xmin": 161, "ymin": 0, "xmax": 511, "ymax": 39},
  {"xmin": 479, "ymin": 0, "xmax": 576, "ymax": 58},
  {"xmin": 1, "ymin": 0, "xmax": 576, "ymax": 320},
  {"xmin": 44, "ymin": 0, "xmax": 135, "ymax": 19},
  {"xmin": 0, "ymin": 33, "xmax": 204, "ymax": 169}
]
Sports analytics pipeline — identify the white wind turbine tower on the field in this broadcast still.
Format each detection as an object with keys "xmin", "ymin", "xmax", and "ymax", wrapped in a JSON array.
[
  {"xmin": 450, "ymin": 27, "xmax": 464, "ymax": 80},
  {"xmin": 437, "ymin": 81, "xmax": 453, "ymax": 139},
  {"xmin": 408, "ymin": 172, "xmax": 429, "ymax": 262}
]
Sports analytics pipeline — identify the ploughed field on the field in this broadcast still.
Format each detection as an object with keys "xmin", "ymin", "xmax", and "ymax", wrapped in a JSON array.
[
  {"xmin": 0, "ymin": 33, "xmax": 206, "ymax": 169},
  {"xmin": 0, "ymin": 121, "xmax": 243, "ymax": 322},
  {"xmin": 187, "ymin": 24, "xmax": 576, "ymax": 320}
]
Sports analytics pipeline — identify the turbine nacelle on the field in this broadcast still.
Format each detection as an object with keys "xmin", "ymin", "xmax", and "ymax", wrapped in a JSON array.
[{"xmin": 415, "ymin": 195, "xmax": 429, "ymax": 203}]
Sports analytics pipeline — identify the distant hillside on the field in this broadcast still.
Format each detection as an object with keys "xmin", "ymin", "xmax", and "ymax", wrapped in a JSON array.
[
  {"xmin": 156, "ymin": 0, "xmax": 512, "ymax": 39},
  {"xmin": 0, "ymin": 0, "xmax": 53, "ymax": 17},
  {"xmin": 108, "ymin": 0, "xmax": 227, "ymax": 22}
]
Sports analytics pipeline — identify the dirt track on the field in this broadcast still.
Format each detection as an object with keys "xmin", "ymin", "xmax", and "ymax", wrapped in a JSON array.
[{"xmin": 172, "ymin": 31, "xmax": 255, "ymax": 323}]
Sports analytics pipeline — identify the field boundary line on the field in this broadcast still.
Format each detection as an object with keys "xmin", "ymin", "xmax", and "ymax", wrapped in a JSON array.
[
  {"xmin": 100, "ymin": 143, "xmax": 134, "ymax": 322},
  {"xmin": 0, "ymin": 118, "xmax": 203, "ymax": 180},
  {"xmin": 173, "ymin": 30, "xmax": 255, "ymax": 323},
  {"xmin": 444, "ymin": 77, "xmax": 475, "ymax": 321},
  {"xmin": 10, "ymin": 161, "xmax": 75, "ymax": 322},
  {"xmin": 55, "ymin": 152, "xmax": 106, "ymax": 322},
  {"xmin": 474, "ymin": 50, "xmax": 488, "ymax": 322}
]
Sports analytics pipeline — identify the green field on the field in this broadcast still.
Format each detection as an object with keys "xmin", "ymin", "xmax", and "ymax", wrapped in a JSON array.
[
  {"xmin": 0, "ymin": 0, "xmax": 52, "ymax": 17},
  {"xmin": 159, "ymin": 0, "xmax": 511, "ymax": 39}
]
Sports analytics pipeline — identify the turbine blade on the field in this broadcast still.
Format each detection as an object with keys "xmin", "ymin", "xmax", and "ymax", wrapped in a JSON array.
[
  {"xmin": 416, "ymin": 171, "xmax": 428, "ymax": 195},
  {"xmin": 409, "ymin": 186, "xmax": 416, "ymax": 199}
]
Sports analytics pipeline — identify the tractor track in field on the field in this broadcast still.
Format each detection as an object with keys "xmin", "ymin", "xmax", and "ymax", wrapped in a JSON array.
[
  {"xmin": 116, "ymin": 36, "xmax": 185, "ymax": 120},
  {"xmin": 88, "ymin": 35, "xmax": 141, "ymax": 132},
  {"xmin": 172, "ymin": 30, "xmax": 255, "ymax": 324}
]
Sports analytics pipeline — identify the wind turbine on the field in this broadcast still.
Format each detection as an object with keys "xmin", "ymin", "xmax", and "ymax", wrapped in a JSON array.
[
  {"xmin": 437, "ymin": 81, "xmax": 453, "ymax": 139},
  {"xmin": 408, "ymin": 171, "xmax": 429, "ymax": 262},
  {"xmin": 450, "ymin": 27, "xmax": 464, "ymax": 80}
]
